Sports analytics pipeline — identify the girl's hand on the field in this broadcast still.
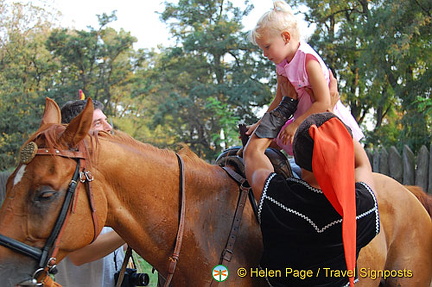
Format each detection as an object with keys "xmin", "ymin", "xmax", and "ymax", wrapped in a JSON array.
[
  {"xmin": 245, "ymin": 122, "xmax": 260, "ymax": 136},
  {"xmin": 278, "ymin": 121, "xmax": 299, "ymax": 145}
]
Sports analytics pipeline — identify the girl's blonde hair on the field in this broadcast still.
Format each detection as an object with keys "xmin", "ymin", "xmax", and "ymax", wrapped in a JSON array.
[{"xmin": 249, "ymin": 1, "xmax": 300, "ymax": 45}]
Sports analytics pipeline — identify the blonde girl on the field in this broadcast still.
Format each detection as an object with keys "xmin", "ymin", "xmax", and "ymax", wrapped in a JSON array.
[{"xmin": 248, "ymin": 0, "xmax": 363, "ymax": 155}]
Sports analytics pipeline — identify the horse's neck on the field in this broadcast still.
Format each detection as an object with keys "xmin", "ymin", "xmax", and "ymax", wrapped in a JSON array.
[
  {"xmin": 99, "ymin": 140, "xmax": 180, "ymax": 210},
  {"xmin": 94, "ymin": 139, "xmax": 234, "ymax": 270}
]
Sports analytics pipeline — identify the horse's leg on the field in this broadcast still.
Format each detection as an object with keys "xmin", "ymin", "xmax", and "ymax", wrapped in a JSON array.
[
  {"xmin": 356, "ymin": 228, "xmax": 387, "ymax": 287},
  {"xmin": 374, "ymin": 174, "xmax": 432, "ymax": 287},
  {"xmin": 382, "ymin": 215, "xmax": 432, "ymax": 287}
]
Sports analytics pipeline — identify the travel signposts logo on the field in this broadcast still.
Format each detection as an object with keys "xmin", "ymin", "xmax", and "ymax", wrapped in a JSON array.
[{"xmin": 212, "ymin": 265, "xmax": 229, "ymax": 282}]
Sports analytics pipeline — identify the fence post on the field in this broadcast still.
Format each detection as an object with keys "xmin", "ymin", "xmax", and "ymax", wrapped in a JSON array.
[
  {"xmin": 429, "ymin": 143, "xmax": 432, "ymax": 194},
  {"xmin": 388, "ymin": 146, "xmax": 403, "ymax": 183},
  {"xmin": 372, "ymin": 149, "xmax": 380, "ymax": 173},
  {"xmin": 365, "ymin": 149, "xmax": 373, "ymax": 170},
  {"xmin": 379, "ymin": 148, "xmax": 389, "ymax": 176},
  {"xmin": 366, "ymin": 144, "xmax": 430, "ymax": 192},
  {"xmin": 415, "ymin": 145, "xmax": 429, "ymax": 192},
  {"xmin": 402, "ymin": 145, "xmax": 415, "ymax": 185}
]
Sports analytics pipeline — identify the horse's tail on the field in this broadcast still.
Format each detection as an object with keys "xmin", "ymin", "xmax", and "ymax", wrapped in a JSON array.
[{"xmin": 405, "ymin": 185, "xmax": 432, "ymax": 218}]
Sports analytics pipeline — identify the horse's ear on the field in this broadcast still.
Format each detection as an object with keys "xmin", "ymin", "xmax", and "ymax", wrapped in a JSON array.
[
  {"xmin": 40, "ymin": 97, "xmax": 61, "ymax": 126},
  {"xmin": 60, "ymin": 99, "xmax": 94, "ymax": 147}
]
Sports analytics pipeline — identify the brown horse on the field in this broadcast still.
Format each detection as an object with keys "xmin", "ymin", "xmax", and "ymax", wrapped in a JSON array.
[
  {"xmin": 405, "ymin": 185, "xmax": 432, "ymax": 217},
  {"xmin": 0, "ymin": 98, "xmax": 431, "ymax": 287}
]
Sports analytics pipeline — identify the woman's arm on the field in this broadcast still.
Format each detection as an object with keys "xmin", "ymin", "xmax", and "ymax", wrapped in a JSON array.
[{"xmin": 67, "ymin": 230, "xmax": 125, "ymax": 266}]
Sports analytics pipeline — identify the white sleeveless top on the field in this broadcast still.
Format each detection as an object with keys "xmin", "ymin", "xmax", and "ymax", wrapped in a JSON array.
[{"xmin": 55, "ymin": 227, "xmax": 125, "ymax": 287}]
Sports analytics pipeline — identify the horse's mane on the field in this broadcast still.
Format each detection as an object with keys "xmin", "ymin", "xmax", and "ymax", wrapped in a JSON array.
[
  {"xmin": 177, "ymin": 143, "xmax": 212, "ymax": 167},
  {"xmin": 25, "ymin": 124, "xmax": 68, "ymax": 149},
  {"xmin": 101, "ymin": 130, "xmax": 167, "ymax": 152},
  {"xmin": 405, "ymin": 185, "xmax": 432, "ymax": 218},
  {"xmin": 99, "ymin": 130, "xmax": 212, "ymax": 168},
  {"xmin": 22, "ymin": 125, "xmax": 212, "ymax": 171}
]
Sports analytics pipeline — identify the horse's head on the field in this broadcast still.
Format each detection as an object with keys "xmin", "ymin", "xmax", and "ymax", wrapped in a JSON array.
[{"xmin": 0, "ymin": 98, "xmax": 103, "ymax": 286}]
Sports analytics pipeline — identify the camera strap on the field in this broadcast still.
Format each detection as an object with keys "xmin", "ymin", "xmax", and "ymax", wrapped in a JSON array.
[{"xmin": 115, "ymin": 246, "xmax": 133, "ymax": 287}]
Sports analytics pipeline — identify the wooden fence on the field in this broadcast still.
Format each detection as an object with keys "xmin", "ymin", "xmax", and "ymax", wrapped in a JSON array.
[{"xmin": 366, "ymin": 144, "xmax": 432, "ymax": 194}]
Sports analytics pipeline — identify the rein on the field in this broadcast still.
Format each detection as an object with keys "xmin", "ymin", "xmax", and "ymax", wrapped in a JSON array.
[
  {"xmin": 160, "ymin": 157, "xmax": 255, "ymax": 287},
  {"xmin": 163, "ymin": 153, "xmax": 186, "ymax": 287},
  {"xmin": 0, "ymin": 142, "xmax": 99, "ymax": 287}
]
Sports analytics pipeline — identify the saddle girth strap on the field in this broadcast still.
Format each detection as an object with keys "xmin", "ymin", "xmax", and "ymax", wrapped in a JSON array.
[
  {"xmin": 115, "ymin": 246, "xmax": 133, "ymax": 287},
  {"xmin": 164, "ymin": 153, "xmax": 186, "ymax": 287}
]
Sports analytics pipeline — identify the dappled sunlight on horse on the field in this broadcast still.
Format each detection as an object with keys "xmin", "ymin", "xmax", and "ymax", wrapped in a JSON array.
[{"xmin": 0, "ymin": 98, "xmax": 431, "ymax": 286}]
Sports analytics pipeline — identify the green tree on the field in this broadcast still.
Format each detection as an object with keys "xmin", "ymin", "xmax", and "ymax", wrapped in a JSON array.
[
  {"xmin": 0, "ymin": 6, "xmax": 150, "ymax": 170},
  {"xmin": 365, "ymin": 0, "xmax": 431, "ymax": 150},
  {"xmin": 292, "ymin": 0, "xmax": 431, "ymax": 151},
  {"xmin": 45, "ymin": 12, "xmax": 140, "ymax": 113},
  {"xmin": 0, "ymin": 1, "xmax": 58, "ymax": 170},
  {"xmin": 151, "ymin": 0, "xmax": 274, "ymax": 159}
]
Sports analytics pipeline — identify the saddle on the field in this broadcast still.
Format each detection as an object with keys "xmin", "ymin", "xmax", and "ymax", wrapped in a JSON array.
[{"xmin": 215, "ymin": 146, "xmax": 293, "ymax": 180}]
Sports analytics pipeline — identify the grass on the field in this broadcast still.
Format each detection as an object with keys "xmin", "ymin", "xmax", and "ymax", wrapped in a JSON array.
[{"xmin": 133, "ymin": 252, "xmax": 159, "ymax": 287}]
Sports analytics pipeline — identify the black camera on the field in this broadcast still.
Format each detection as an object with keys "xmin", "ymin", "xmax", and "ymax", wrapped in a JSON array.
[{"xmin": 114, "ymin": 268, "xmax": 150, "ymax": 287}]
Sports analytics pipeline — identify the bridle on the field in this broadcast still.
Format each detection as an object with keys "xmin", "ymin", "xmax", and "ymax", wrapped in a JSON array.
[
  {"xmin": 0, "ymin": 141, "xmax": 99, "ymax": 286},
  {"xmin": 0, "ymin": 139, "xmax": 255, "ymax": 287}
]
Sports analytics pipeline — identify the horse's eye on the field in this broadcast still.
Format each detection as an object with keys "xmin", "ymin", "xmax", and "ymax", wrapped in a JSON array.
[
  {"xmin": 39, "ymin": 191, "xmax": 56, "ymax": 199},
  {"xmin": 34, "ymin": 187, "xmax": 58, "ymax": 202}
]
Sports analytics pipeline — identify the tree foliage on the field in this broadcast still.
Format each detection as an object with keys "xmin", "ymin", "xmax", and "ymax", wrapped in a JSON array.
[
  {"xmin": 291, "ymin": 0, "xmax": 431, "ymax": 150},
  {"xmin": 0, "ymin": 0, "xmax": 430, "ymax": 171},
  {"xmin": 149, "ymin": 0, "xmax": 274, "ymax": 159},
  {"xmin": 0, "ymin": 1, "xmax": 58, "ymax": 169}
]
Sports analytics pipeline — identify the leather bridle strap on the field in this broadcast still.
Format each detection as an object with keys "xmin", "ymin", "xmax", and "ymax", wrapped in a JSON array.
[
  {"xmin": 0, "ymin": 160, "xmax": 81, "ymax": 287},
  {"xmin": 0, "ymin": 142, "xmax": 101, "ymax": 286},
  {"xmin": 219, "ymin": 167, "xmax": 251, "ymax": 264},
  {"xmin": 0, "ymin": 235, "xmax": 42, "ymax": 261},
  {"xmin": 38, "ymin": 161, "xmax": 81, "ymax": 268},
  {"xmin": 222, "ymin": 166, "xmax": 258, "ymax": 221},
  {"xmin": 164, "ymin": 153, "xmax": 186, "ymax": 287}
]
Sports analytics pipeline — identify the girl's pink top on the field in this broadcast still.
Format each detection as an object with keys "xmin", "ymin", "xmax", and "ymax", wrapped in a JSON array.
[{"xmin": 274, "ymin": 41, "xmax": 364, "ymax": 155}]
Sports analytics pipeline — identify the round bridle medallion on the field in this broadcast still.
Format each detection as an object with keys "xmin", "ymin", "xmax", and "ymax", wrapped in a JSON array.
[{"xmin": 20, "ymin": 142, "xmax": 38, "ymax": 164}]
